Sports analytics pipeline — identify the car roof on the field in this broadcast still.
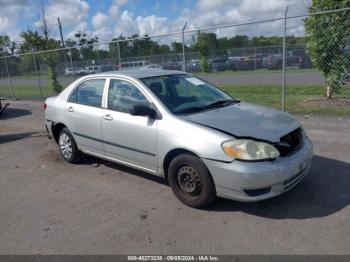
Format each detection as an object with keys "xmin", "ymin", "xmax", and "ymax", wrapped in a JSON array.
[{"xmin": 92, "ymin": 69, "xmax": 187, "ymax": 79}]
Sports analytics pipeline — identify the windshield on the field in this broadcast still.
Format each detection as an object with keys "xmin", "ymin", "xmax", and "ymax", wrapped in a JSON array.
[{"xmin": 140, "ymin": 74, "xmax": 238, "ymax": 114}]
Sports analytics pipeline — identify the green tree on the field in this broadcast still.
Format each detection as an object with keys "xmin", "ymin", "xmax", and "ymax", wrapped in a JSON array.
[
  {"xmin": 0, "ymin": 35, "xmax": 19, "ymax": 75},
  {"xmin": 41, "ymin": 40, "xmax": 63, "ymax": 93},
  {"xmin": 193, "ymin": 32, "xmax": 218, "ymax": 72},
  {"xmin": 226, "ymin": 35, "xmax": 249, "ymax": 48},
  {"xmin": 158, "ymin": 44, "xmax": 171, "ymax": 54},
  {"xmin": 194, "ymin": 32, "xmax": 218, "ymax": 57},
  {"xmin": 20, "ymin": 30, "xmax": 63, "ymax": 93},
  {"xmin": 20, "ymin": 4, "xmax": 63, "ymax": 93},
  {"xmin": 19, "ymin": 30, "xmax": 42, "ymax": 74},
  {"xmin": 305, "ymin": 0, "xmax": 350, "ymax": 98},
  {"xmin": 73, "ymin": 32, "xmax": 99, "ymax": 60},
  {"xmin": 171, "ymin": 42, "xmax": 183, "ymax": 53},
  {"xmin": 0, "ymin": 35, "xmax": 11, "ymax": 55},
  {"xmin": 65, "ymin": 39, "xmax": 81, "ymax": 61}
]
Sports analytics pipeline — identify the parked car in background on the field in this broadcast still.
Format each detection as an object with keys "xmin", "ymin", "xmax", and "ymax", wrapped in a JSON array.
[
  {"xmin": 186, "ymin": 59, "xmax": 201, "ymax": 72},
  {"xmin": 209, "ymin": 58, "xmax": 237, "ymax": 72},
  {"xmin": 162, "ymin": 61, "xmax": 182, "ymax": 71},
  {"xmin": 262, "ymin": 51, "xmax": 297, "ymax": 70},
  {"xmin": 64, "ymin": 67, "xmax": 86, "ymax": 76},
  {"xmin": 44, "ymin": 69, "xmax": 313, "ymax": 208},
  {"xmin": 262, "ymin": 54, "xmax": 280, "ymax": 69},
  {"xmin": 230, "ymin": 56, "xmax": 255, "ymax": 71},
  {"xmin": 251, "ymin": 53, "xmax": 270, "ymax": 69},
  {"xmin": 86, "ymin": 65, "xmax": 102, "ymax": 74},
  {"xmin": 141, "ymin": 64, "xmax": 162, "ymax": 70},
  {"xmin": 100, "ymin": 65, "xmax": 115, "ymax": 72},
  {"xmin": 120, "ymin": 61, "xmax": 151, "ymax": 71},
  {"xmin": 298, "ymin": 53, "xmax": 313, "ymax": 69}
]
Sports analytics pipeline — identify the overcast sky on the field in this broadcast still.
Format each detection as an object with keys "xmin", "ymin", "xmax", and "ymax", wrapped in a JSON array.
[{"xmin": 0, "ymin": 0, "xmax": 311, "ymax": 43}]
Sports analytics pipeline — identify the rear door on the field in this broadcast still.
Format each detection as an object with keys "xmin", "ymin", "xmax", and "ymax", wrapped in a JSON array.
[
  {"xmin": 101, "ymin": 78, "xmax": 158, "ymax": 173},
  {"xmin": 65, "ymin": 78, "xmax": 106, "ymax": 156}
]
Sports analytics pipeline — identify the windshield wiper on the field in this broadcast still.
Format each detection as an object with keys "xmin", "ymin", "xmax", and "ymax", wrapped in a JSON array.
[
  {"xmin": 174, "ymin": 106, "xmax": 207, "ymax": 114},
  {"xmin": 205, "ymin": 99, "xmax": 239, "ymax": 108},
  {"xmin": 175, "ymin": 99, "xmax": 239, "ymax": 114}
]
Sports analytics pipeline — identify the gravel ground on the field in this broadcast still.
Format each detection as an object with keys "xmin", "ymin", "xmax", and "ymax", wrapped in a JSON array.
[{"xmin": 0, "ymin": 100, "xmax": 349, "ymax": 255}]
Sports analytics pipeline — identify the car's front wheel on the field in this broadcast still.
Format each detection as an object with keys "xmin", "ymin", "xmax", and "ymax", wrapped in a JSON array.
[
  {"xmin": 168, "ymin": 154, "xmax": 216, "ymax": 208},
  {"xmin": 58, "ymin": 128, "xmax": 83, "ymax": 163}
]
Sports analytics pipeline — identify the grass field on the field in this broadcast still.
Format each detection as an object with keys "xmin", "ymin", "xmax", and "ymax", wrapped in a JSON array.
[
  {"xmin": 220, "ymin": 85, "xmax": 350, "ymax": 116},
  {"xmin": 0, "ymin": 82, "xmax": 349, "ymax": 116},
  {"xmin": 0, "ymin": 84, "xmax": 56, "ymax": 99}
]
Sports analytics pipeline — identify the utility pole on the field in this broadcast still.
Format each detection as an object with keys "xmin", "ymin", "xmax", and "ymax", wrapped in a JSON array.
[
  {"xmin": 4, "ymin": 56, "xmax": 15, "ymax": 99},
  {"xmin": 58, "ymin": 17, "xmax": 68, "ymax": 67},
  {"xmin": 117, "ymin": 41, "xmax": 121, "ymax": 71},
  {"xmin": 281, "ymin": 6, "xmax": 289, "ymax": 112},
  {"xmin": 181, "ymin": 22, "xmax": 187, "ymax": 72}
]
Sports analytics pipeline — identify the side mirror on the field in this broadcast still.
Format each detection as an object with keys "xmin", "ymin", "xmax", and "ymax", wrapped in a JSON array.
[{"xmin": 130, "ymin": 104, "xmax": 157, "ymax": 118}]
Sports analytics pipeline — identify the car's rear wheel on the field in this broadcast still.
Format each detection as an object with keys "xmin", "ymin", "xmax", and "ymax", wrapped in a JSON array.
[
  {"xmin": 58, "ymin": 128, "xmax": 83, "ymax": 163},
  {"xmin": 168, "ymin": 154, "xmax": 216, "ymax": 208}
]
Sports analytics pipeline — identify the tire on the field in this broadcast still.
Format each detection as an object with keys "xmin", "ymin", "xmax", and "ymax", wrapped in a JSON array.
[
  {"xmin": 168, "ymin": 154, "xmax": 216, "ymax": 208},
  {"xmin": 58, "ymin": 127, "xmax": 83, "ymax": 163}
]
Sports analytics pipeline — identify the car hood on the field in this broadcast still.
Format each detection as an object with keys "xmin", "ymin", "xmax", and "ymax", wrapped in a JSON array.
[{"xmin": 179, "ymin": 102, "xmax": 300, "ymax": 143}]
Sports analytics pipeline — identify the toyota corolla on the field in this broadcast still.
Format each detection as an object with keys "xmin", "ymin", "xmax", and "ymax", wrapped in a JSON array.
[{"xmin": 44, "ymin": 69, "xmax": 313, "ymax": 208}]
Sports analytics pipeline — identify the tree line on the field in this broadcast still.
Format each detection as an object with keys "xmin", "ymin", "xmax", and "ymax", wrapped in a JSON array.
[{"xmin": 0, "ymin": 32, "xmax": 308, "ymax": 60}]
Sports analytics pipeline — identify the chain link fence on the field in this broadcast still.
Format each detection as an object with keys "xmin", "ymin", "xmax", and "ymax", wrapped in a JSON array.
[
  {"xmin": 0, "ymin": 7, "xmax": 349, "ymax": 116},
  {"xmin": 285, "ymin": 12, "xmax": 350, "ymax": 116},
  {"xmin": 183, "ymin": 18, "xmax": 284, "ymax": 111}
]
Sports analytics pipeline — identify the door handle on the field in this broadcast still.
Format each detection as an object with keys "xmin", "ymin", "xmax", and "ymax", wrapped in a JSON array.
[
  {"xmin": 103, "ymin": 114, "xmax": 113, "ymax": 121},
  {"xmin": 67, "ymin": 107, "xmax": 74, "ymax": 112}
]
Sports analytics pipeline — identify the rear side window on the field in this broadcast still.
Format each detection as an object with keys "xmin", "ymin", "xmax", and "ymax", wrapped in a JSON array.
[{"xmin": 68, "ymin": 79, "xmax": 105, "ymax": 107}]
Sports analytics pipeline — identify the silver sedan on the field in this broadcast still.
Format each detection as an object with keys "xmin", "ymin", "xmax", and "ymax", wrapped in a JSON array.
[{"xmin": 44, "ymin": 69, "xmax": 313, "ymax": 208}]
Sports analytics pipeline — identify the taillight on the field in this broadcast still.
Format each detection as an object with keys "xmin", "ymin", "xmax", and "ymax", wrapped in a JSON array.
[{"xmin": 43, "ymin": 102, "xmax": 47, "ymax": 110}]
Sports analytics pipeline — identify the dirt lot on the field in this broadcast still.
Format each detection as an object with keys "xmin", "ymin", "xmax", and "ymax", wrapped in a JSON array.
[{"xmin": 0, "ymin": 100, "xmax": 349, "ymax": 255}]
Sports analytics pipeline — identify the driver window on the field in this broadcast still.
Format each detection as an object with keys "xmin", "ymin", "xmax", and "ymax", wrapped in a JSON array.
[{"xmin": 108, "ymin": 79, "xmax": 148, "ymax": 113}]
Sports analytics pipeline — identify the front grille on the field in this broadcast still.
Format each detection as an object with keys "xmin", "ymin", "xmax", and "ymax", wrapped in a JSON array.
[{"xmin": 275, "ymin": 128, "xmax": 303, "ymax": 157}]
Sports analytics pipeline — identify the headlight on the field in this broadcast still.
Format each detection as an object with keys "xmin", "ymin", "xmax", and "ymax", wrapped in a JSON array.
[{"xmin": 222, "ymin": 139, "xmax": 280, "ymax": 161}]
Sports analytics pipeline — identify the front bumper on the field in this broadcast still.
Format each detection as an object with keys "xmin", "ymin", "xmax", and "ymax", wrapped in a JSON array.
[{"xmin": 203, "ymin": 137, "xmax": 313, "ymax": 202}]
